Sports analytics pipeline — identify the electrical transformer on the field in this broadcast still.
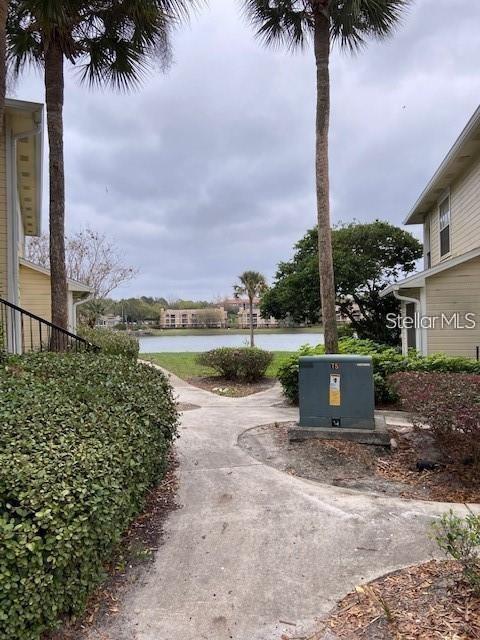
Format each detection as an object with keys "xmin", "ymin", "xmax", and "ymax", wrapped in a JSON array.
[{"xmin": 298, "ymin": 354, "xmax": 375, "ymax": 430}]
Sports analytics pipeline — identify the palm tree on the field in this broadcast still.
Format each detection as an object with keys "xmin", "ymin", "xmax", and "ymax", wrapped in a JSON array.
[
  {"xmin": 0, "ymin": 0, "xmax": 7, "ymax": 126},
  {"xmin": 234, "ymin": 270, "xmax": 268, "ymax": 347},
  {"xmin": 7, "ymin": 0, "xmax": 196, "ymax": 339},
  {"xmin": 243, "ymin": 0, "xmax": 411, "ymax": 353}
]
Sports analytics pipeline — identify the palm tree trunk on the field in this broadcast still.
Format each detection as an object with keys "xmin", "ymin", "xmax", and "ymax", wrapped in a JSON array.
[
  {"xmin": 313, "ymin": 10, "xmax": 338, "ymax": 354},
  {"xmin": 249, "ymin": 297, "xmax": 254, "ymax": 347},
  {"xmin": 0, "ymin": 0, "xmax": 8, "ymax": 127},
  {"xmin": 45, "ymin": 39, "xmax": 68, "ymax": 343}
]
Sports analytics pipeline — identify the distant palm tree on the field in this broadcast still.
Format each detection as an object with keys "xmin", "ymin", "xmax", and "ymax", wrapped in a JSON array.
[
  {"xmin": 7, "ymin": 0, "xmax": 196, "ymax": 339},
  {"xmin": 243, "ymin": 0, "xmax": 411, "ymax": 353},
  {"xmin": 234, "ymin": 270, "xmax": 268, "ymax": 347}
]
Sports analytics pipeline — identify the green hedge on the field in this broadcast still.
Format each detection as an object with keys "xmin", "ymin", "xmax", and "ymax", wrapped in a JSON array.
[
  {"xmin": 0, "ymin": 353, "xmax": 178, "ymax": 639},
  {"xmin": 196, "ymin": 347, "xmax": 274, "ymax": 382},
  {"xmin": 78, "ymin": 326, "xmax": 139, "ymax": 359},
  {"xmin": 278, "ymin": 337, "xmax": 480, "ymax": 405}
]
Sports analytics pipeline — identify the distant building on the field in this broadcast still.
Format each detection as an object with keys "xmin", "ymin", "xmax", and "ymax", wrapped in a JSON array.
[
  {"xmin": 97, "ymin": 314, "xmax": 122, "ymax": 328},
  {"xmin": 223, "ymin": 297, "xmax": 261, "ymax": 312},
  {"xmin": 236, "ymin": 307, "xmax": 279, "ymax": 329},
  {"xmin": 223, "ymin": 298, "xmax": 279, "ymax": 329},
  {"xmin": 336, "ymin": 302, "xmax": 362, "ymax": 324},
  {"xmin": 159, "ymin": 307, "xmax": 228, "ymax": 329}
]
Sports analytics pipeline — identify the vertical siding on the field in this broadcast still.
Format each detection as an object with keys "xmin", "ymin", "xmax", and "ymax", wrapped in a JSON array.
[
  {"xmin": 425, "ymin": 257, "xmax": 480, "ymax": 358},
  {"xmin": 0, "ymin": 128, "xmax": 7, "ymax": 298}
]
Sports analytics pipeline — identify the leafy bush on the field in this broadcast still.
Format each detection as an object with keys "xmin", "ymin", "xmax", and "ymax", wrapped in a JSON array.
[
  {"xmin": 432, "ymin": 509, "xmax": 480, "ymax": 592},
  {"xmin": 337, "ymin": 323, "xmax": 356, "ymax": 339},
  {"xmin": 277, "ymin": 337, "xmax": 480, "ymax": 405},
  {"xmin": 277, "ymin": 338, "xmax": 402, "ymax": 404},
  {"xmin": 197, "ymin": 347, "xmax": 274, "ymax": 382},
  {"xmin": 0, "ymin": 353, "xmax": 178, "ymax": 639},
  {"xmin": 78, "ymin": 326, "xmax": 139, "ymax": 359},
  {"xmin": 390, "ymin": 371, "xmax": 480, "ymax": 464}
]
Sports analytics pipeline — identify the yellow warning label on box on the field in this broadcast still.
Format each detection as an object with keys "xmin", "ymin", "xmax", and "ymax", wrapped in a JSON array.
[{"xmin": 329, "ymin": 373, "xmax": 341, "ymax": 406}]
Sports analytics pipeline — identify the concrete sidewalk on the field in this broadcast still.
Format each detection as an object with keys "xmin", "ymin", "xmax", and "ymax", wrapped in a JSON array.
[{"xmin": 97, "ymin": 371, "xmax": 466, "ymax": 640}]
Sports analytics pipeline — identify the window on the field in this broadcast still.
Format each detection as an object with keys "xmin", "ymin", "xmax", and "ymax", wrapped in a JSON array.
[{"xmin": 439, "ymin": 195, "xmax": 450, "ymax": 257}]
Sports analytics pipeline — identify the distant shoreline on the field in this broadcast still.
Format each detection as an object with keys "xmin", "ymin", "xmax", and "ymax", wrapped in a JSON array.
[{"xmin": 133, "ymin": 326, "xmax": 323, "ymax": 337}]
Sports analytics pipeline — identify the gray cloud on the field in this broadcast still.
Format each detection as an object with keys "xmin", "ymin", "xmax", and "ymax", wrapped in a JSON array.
[{"xmin": 13, "ymin": 0, "xmax": 480, "ymax": 299}]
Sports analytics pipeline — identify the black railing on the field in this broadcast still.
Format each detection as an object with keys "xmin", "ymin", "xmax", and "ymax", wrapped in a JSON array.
[{"xmin": 0, "ymin": 297, "xmax": 99, "ymax": 355}]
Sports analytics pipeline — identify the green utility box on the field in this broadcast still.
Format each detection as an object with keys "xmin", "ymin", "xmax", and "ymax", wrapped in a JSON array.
[{"xmin": 298, "ymin": 354, "xmax": 375, "ymax": 430}]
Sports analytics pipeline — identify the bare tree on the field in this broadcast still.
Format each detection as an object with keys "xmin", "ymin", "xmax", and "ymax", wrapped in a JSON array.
[{"xmin": 26, "ymin": 229, "xmax": 138, "ymax": 299}]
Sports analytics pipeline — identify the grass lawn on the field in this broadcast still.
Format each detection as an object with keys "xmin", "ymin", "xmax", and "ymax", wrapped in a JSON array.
[{"xmin": 142, "ymin": 351, "xmax": 292, "ymax": 380}]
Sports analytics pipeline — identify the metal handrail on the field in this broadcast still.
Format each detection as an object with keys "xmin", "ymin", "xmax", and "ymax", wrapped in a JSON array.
[{"xmin": 0, "ymin": 297, "xmax": 99, "ymax": 355}]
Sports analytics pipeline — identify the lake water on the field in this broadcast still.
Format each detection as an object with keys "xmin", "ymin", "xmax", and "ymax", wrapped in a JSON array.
[{"xmin": 139, "ymin": 332, "xmax": 324, "ymax": 353}]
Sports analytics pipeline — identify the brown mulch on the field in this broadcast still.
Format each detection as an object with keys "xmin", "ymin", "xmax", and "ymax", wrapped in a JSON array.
[
  {"xmin": 377, "ymin": 433, "xmax": 480, "ymax": 503},
  {"xmin": 44, "ymin": 451, "xmax": 179, "ymax": 640},
  {"xmin": 240, "ymin": 422, "xmax": 480, "ymax": 502},
  {"xmin": 308, "ymin": 560, "xmax": 480, "ymax": 640},
  {"xmin": 188, "ymin": 375, "xmax": 275, "ymax": 397},
  {"xmin": 322, "ymin": 435, "xmax": 480, "ymax": 503}
]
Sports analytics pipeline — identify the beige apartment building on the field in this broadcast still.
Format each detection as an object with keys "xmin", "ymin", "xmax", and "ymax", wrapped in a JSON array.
[
  {"xmin": 382, "ymin": 105, "xmax": 480, "ymax": 358},
  {"xmin": 223, "ymin": 298, "xmax": 279, "ymax": 328},
  {"xmin": 159, "ymin": 307, "xmax": 228, "ymax": 329}
]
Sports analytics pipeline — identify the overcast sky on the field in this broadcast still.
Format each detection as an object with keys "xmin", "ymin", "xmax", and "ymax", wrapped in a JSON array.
[{"xmin": 12, "ymin": 0, "xmax": 480, "ymax": 300}]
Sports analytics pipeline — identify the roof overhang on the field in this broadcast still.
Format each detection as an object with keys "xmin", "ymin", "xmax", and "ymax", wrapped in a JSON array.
[
  {"xmin": 19, "ymin": 258, "xmax": 94, "ymax": 293},
  {"xmin": 381, "ymin": 246, "xmax": 480, "ymax": 297},
  {"xmin": 404, "ymin": 104, "xmax": 480, "ymax": 225},
  {"xmin": 5, "ymin": 98, "xmax": 44, "ymax": 237}
]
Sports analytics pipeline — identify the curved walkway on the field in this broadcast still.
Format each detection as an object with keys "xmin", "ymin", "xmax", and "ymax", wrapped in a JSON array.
[{"xmin": 102, "ymin": 371, "xmax": 469, "ymax": 640}]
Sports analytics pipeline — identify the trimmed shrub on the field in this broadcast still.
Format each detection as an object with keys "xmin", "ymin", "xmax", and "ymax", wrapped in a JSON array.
[
  {"xmin": 78, "ymin": 326, "xmax": 139, "ymax": 359},
  {"xmin": 433, "ymin": 509, "xmax": 480, "ymax": 592},
  {"xmin": 390, "ymin": 371, "xmax": 480, "ymax": 464},
  {"xmin": 277, "ymin": 337, "xmax": 480, "ymax": 405},
  {"xmin": 0, "ymin": 353, "xmax": 178, "ymax": 639},
  {"xmin": 196, "ymin": 347, "xmax": 274, "ymax": 382}
]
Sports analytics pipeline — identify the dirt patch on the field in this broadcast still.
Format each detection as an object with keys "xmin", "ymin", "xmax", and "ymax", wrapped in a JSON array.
[
  {"xmin": 308, "ymin": 560, "xmax": 480, "ymax": 640},
  {"xmin": 188, "ymin": 375, "xmax": 275, "ymax": 397},
  {"xmin": 178, "ymin": 402, "xmax": 200, "ymax": 411},
  {"xmin": 239, "ymin": 422, "xmax": 480, "ymax": 502},
  {"xmin": 45, "ymin": 451, "xmax": 179, "ymax": 640}
]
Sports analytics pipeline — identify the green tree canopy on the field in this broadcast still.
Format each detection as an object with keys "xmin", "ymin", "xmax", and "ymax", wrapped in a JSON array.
[{"xmin": 261, "ymin": 220, "xmax": 422, "ymax": 345}]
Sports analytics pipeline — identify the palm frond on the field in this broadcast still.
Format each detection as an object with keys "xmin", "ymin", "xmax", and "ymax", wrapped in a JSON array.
[
  {"xmin": 330, "ymin": 0, "xmax": 412, "ymax": 51},
  {"xmin": 235, "ymin": 270, "xmax": 268, "ymax": 299},
  {"xmin": 7, "ymin": 0, "xmax": 198, "ymax": 91},
  {"xmin": 242, "ymin": 0, "xmax": 313, "ymax": 51}
]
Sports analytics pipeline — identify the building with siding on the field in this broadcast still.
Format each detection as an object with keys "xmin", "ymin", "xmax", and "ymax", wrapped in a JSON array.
[
  {"xmin": 382, "ymin": 105, "xmax": 480, "ymax": 358},
  {"xmin": 0, "ymin": 99, "xmax": 92, "ymax": 351}
]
